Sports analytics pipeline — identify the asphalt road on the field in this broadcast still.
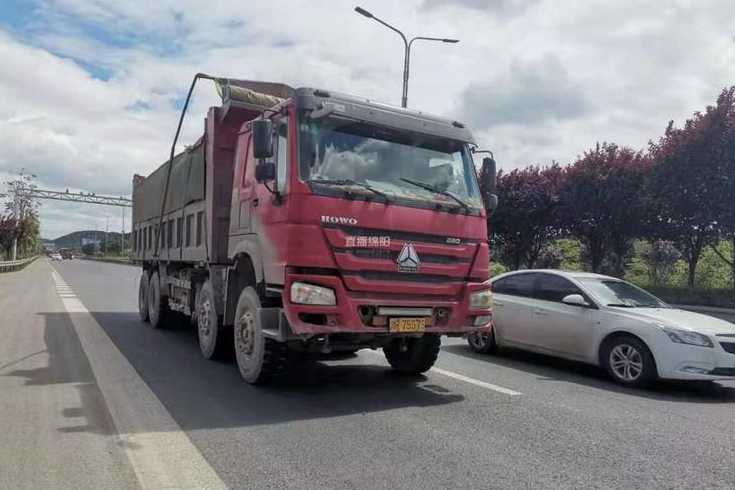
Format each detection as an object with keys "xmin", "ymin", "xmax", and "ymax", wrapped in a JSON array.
[{"xmin": 2, "ymin": 259, "xmax": 735, "ymax": 489}]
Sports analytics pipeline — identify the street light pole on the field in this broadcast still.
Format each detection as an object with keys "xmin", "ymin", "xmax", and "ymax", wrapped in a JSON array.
[{"xmin": 354, "ymin": 6, "xmax": 458, "ymax": 108}]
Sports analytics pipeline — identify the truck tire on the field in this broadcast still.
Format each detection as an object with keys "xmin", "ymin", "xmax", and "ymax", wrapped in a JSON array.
[
  {"xmin": 233, "ymin": 286, "xmax": 289, "ymax": 384},
  {"xmin": 384, "ymin": 335, "xmax": 441, "ymax": 375},
  {"xmin": 138, "ymin": 272, "xmax": 149, "ymax": 322},
  {"xmin": 148, "ymin": 271, "xmax": 171, "ymax": 329},
  {"xmin": 197, "ymin": 280, "xmax": 231, "ymax": 360}
]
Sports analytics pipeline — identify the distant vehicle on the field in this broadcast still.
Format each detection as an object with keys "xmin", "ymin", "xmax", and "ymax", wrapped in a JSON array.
[
  {"xmin": 131, "ymin": 75, "xmax": 498, "ymax": 385},
  {"xmin": 59, "ymin": 249, "xmax": 74, "ymax": 260},
  {"xmin": 468, "ymin": 270, "xmax": 735, "ymax": 387},
  {"xmin": 49, "ymin": 252, "xmax": 62, "ymax": 261}
]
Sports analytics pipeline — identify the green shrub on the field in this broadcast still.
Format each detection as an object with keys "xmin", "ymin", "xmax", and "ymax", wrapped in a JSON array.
[{"xmin": 643, "ymin": 286, "xmax": 735, "ymax": 308}]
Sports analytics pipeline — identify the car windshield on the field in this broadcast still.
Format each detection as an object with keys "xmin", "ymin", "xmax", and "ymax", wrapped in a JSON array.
[
  {"xmin": 578, "ymin": 278, "xmax": 668, "ymax": 308},
  {"xmin": 298, "ymin": 114, "xmax": 483, "ymax": 211}
]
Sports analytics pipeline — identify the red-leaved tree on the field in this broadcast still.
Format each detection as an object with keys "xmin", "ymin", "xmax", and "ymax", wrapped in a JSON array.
[
  {"xmin": 560, "ymin": 143, "xmax": 652, "ymax": 276},
  {"xmin": 648, "ymin": 87, "xmax": 735, "ymax": 288},
  {"xmin": 490, "ymin": 164, "xmax": 564, "ymax": 270}
]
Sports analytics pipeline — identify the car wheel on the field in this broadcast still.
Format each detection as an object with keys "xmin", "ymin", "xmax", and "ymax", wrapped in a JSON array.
[
  {"xmin": 467, "ymin": 328, "xmax": 497, "ymax": 354},
  {"xmin": 601, "ymin": 336, "xmax": 657, "ymax": 387}
]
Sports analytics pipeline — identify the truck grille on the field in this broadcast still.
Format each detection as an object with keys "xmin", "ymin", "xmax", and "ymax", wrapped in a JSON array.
[{"xmin": 322, "ymin": 225, "xmax": 477, "ymax": 295}]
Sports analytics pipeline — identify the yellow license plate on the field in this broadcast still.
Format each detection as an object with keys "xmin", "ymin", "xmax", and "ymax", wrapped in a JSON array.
[{"xmin": 389, "ymin": 317, "xmax": 427, "ymax": 333}]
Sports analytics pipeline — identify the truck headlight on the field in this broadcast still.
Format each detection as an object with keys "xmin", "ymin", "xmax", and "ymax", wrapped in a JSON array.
[
  {"xmin": 290, "ymin": 282, "xmax": 336, "ymax": 306},
  {"xmin": 663, "ymin": 327, "xmax": 713, "ymax": 348},
  {"xmin": 470, "ymin": 289, "xmax": 493, "ymax": 309}
]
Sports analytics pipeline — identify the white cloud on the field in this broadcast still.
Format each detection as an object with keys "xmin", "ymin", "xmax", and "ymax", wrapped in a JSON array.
[{"xmin": 1, "ymin": 0, "xmax": 734, "ymax": 239}]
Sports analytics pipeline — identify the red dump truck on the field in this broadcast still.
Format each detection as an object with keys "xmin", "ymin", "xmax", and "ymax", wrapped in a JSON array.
[{"xmin": 132, "ymin": 74, "xmax": 498, "ymax": 384}]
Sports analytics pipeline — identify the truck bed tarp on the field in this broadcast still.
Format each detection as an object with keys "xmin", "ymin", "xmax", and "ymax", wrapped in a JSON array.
[
  {"xmin": 133, "ymin": 142, "xmax": 205, "ymax": 223},
  {"xmin": 217, "ymin": 79, "xmax": 294, "ymax": 108}
]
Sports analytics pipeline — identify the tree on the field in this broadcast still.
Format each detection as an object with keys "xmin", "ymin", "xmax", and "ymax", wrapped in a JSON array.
[
  {"xmin": 489, "ymin": 164, "xmax": 564, "ymax": 270},
  {"xmin": 536, "ymin": 243, "xmax": 563, "ymax": 269},
  {"xmin": 0, "ymin": 213, "xmax": 18, "ymax": 260},
  {"xmin": 4, "ymin": 173, "xmax": 40, "ymax": 259},
  {"xmin": 81, "ymin": 243, "xmax": 97, "ymax": 256},
  {"xmin": 648, "ymin": 87, "xmax": 735, "ymax": 288},
  {"xmin": 642, "ymin": 240, "xmax": 681, "ymax": 286},
  {"xmin": 560, "ymin": 143, "xmax": 651, "ymax": 275}
]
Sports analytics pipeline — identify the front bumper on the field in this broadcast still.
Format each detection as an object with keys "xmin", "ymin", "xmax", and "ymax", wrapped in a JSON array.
[
  {"xmin": 655, "ymin": 341, "xmax": 735, "ymax": 381},
  {"xmin": 281, "ymin": 272, "xmax": 492, "ymax": 336}
]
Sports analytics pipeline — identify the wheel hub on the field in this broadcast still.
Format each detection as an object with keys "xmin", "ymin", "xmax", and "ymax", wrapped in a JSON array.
[
  {"xmin": 236, "ymin": 310, "xmax": 256, "ymax": 357},
  {"xmin": 610, "ymin": 344, "xmax": 643, "ymax": 381},
  {"xmin": 198, "ymin": 299, "xmax": 212, "ymax": 337}
]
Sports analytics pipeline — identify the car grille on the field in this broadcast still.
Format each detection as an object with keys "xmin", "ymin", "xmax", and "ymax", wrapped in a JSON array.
[
  {"xmin": 719, "ymin": 342, "xmax": 735, "ymax": 355},
  {"xmin": 709, "ymin": 367, "xmax": 735, "ymax": 376}
]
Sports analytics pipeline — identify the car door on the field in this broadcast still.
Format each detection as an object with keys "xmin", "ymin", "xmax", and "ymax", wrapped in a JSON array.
[
  {"xmin": 528, "ymin": 273, "xmax": 599, "ymax": 360},
  {"xmin": 492, "ymin": 273, "xmax": 542, "ymax": 348}
]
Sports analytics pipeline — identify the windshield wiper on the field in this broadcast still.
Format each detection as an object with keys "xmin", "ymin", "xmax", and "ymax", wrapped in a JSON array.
[
  {"xmin": 307, "ymin": 178, "xmax": 391, "ymax": 202},
  {"xmin": 399, "ymin": 177, "xmax": 470, "ymax": 212},
  {"xmin": 607, "ymin": 303, "xmax": 635, "ymax": 308}
]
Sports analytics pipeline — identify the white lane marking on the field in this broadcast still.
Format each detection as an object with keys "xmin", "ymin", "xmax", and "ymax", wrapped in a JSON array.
[
  {"xmin": 430, "ymin": 367, "xmax": 522, "ymax": 396},
  {"xmin": 363, "ymin": 349, "xmax": 522, "ymax": 396},
  {"xmin": 50, "ymin": 268, "xmax": 227, "ymax": 490}
]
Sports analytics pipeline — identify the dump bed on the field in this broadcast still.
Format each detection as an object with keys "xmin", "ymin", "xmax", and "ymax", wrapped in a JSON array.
[{"xmin": 131, "ymin": 78, "xmax": 293, "ymax": 264}]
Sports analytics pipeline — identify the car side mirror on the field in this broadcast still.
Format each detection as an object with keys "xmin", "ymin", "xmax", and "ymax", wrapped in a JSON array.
[
  {"xmin": 562, "ymin": 294, "xmax": 589, "ymax": 307},
  {"xmin": 481, "ymin": 156, "xmax": 498, "ymax": 215},
  {"xmin": 255, "ymin": 161, "xmax": 276, "ymax": 182},
  {"xmin": 252, "ymin": 119, "xmax": 273, "ymax": 159}
]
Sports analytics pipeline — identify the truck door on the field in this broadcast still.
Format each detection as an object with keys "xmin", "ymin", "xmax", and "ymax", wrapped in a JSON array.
[{"xmin": 233, "ymin": 133, "xmax": 255, "ymax": 234}]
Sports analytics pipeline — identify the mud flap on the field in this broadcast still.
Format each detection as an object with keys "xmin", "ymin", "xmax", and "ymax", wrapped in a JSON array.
[{"xmin": 257, "ymin": 307, "xmax": 297, "ymax": 341}]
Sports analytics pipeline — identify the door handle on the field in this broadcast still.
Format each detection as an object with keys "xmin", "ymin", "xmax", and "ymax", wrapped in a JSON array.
[
  {"xmin": 252, "ymin": 198, "xmax": 259, "ymax": 207},
  {"xmin": 494, "ymin": 301, "xmax": 504, "ymax": 307},
  {"xmin": 534, "ymin": 309, "xmax": 548, "ymax": 316}
]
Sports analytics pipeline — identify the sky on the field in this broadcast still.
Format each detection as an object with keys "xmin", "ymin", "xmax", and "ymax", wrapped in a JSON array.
[{"xmin": 0, "ymin": 0, "xmax": 734, "ymax": 240}]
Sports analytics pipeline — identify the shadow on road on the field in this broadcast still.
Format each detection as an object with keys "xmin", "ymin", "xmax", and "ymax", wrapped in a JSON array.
[
  {"xmin": 3, "ymin": 313, "xmax": 119, "ymax": 435},
  {"xmin": 21, "ymin": 311, "xmax": 464, "ymax": 437},
  {"xmin": 442, "ymin": 343, "xmax": 735, "ymax": 403}
]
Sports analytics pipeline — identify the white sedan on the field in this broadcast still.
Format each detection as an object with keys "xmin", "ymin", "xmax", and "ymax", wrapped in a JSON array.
[{"xmin": 467, "ymin": 270, "xmax": 735, "ymax": 387}]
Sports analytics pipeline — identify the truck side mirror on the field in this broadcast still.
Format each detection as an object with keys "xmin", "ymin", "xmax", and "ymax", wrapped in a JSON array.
[
  {"xmin": 252, "ymin": 119, "xmax": 273, "ymax": 159},
  {"xmin": 255, "ymin": 161, "xmax": 276, "ymax": 182},
  {"xmin": 481, "ymin": 156, "xmax": 499, "ymax": 215}
]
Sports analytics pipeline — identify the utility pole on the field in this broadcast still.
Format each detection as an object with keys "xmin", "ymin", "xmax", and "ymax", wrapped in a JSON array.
[{"xmin": 121, "ymin": 207, "xmax": 125, "ymax": 256}]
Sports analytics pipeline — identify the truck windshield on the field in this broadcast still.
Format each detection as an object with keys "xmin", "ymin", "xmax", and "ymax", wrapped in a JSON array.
[{"xmin": 299, "ymin": 115, "xmax": 483, "ymax": 211}]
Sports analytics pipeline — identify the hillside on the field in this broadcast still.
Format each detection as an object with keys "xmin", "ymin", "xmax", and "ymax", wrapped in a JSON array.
[{"xmin": 43, "ymin": 230, "xmax": 131, "ymax": 250}]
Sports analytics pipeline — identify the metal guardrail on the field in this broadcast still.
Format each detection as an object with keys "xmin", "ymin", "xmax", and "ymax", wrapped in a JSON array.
[{"xmin": 0, "ymin": 256, "xmax": 38, "ymax": 273}]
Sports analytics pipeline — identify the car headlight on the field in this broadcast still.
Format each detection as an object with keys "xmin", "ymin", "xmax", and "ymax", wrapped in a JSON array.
[
  {"xmin": 662, "ymin": 326, "xmax": 713, "ymax": 348},
  {"xmin": 470, "ymin": 289, "xmax": 493, "ymax": 309},
  {"xmin": 290, "ymin": 282, "xmax": 336, "ymax": 306}
]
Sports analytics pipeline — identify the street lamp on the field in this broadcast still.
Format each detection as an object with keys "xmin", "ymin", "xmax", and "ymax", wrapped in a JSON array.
[{"xmin": 354, "ymin": 6, "xmax": 459, "ymax": 108}]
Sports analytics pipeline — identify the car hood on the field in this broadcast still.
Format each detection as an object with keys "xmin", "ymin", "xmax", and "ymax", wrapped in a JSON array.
[{"xmin": 621, "ymin": 307, "xmax": 735, "ymax": 335}]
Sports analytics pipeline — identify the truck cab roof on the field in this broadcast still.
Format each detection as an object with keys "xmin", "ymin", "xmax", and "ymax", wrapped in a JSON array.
[{"xmin": 218, "ymin": 78, "xmax": 476, "ymax": 144}]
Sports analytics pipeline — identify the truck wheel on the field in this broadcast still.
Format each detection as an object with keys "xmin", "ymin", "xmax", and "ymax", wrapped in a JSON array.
[
  {"xmin": 233, "ymin": 287, "xmax": 289, "ymax": 384},
  {"xmin": 384, "ymin": 335, "xmax": 441, "ymax": 375},
  {"xmin": 138, "ymin": 272, "xmax": 150, "ymax": 322},
  {"xmin": 467, "ymin": 329, "xmax": 497, "ymax": 354},
  {"xmin": 148, "ymin": 271, "xmax": 171, "ymax": 329},
  {"xmin": 197, "ymin": 280, "xmax": 231, "ymax": 360}
]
